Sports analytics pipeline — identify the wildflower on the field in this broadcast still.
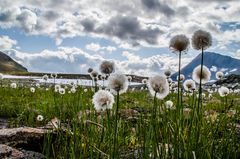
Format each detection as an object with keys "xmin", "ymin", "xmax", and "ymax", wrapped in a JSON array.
[
  {"xmin": 88, "ymin": 67, "xmax": 93, "ymax": 73},
  {"xmin": 59, "ymin": 88, "xmax": 65, "ymax": 95},
  {"xmin": 177, "ymin": 74, "xmax": 185, "ymax": 81},
  {"xmin": 71, "ymin": 87, "xmax": 76, "ymax": 93},
  {"xmin": 37, "ymin": 115, "xmax": 44, "ymax": 121},
  {"xmin": 92, "ymin": 90, "xmax": 115, "ymax": 111},
  {"xmin": 127, "ymin": 76, "xmax": 132, "ymax": 82},
  {"xmin": 192, "ymin": 30, "xmax": 212, "ymax": 50},
  {"xmin": 36, "ymin": 83, "xmax": 40, "ymax": 88},
  {"xmin": 55, "ymin": 84, "xmax": 61, "ymax": 92},
  {"xmin": 142, "ymin": 79, "xmax": 148, "ymax": 84},
  {"xmin": 216, "ymin": 71, "xmax": 224, "ymax": 80},
  {"xmin": 148, "ymin": 75, "xmax": 169, "ymax": 99},
  {"xmin": 30, "ymin": 87, "xmax": 35, "ymax": 93},
  {"xmin": 99, "ymin": 60, "xmax": 115, "ymax": 75},
  {"xmin": 51, "ymin": 73, "xmax": 57, "ymax": 78},
  {"xmin": 164, "ymin": 69, "xmax": 171, "ymax": 78},
  {"xmin": 192, "ymin": 65, "xmax": 211, "ymax": 84},
  {"xmin": 165, "ymin": 100, "xmax": 174, "ymax": 109},
  {"xmin": 10, "ymin": 83, "xmax": 17, "ymax": 89},
  {"xmin": 42, "ymin": 75, "xmax": 48, "ymax": 81},
  {"xmin": 90, "ymin": 70, "xmax": 98, "ymax": 79},
  {"xmin": 183, "ymin": 79, "xmax": 196, "ymax": 91},
  {"xmin": 84, "ymin": 88, "xmax": 88, "ymax": 92},
  {"xmin": 108, "ymin": 73, "xmax": 128, "ymax": 95},
  {"xmin": 169, "ymin": 34, "xmax": 189, "ymax": 53},
  {"xmin": 218, "ymin": 86, "xmax": 229, "ymax": 97}
]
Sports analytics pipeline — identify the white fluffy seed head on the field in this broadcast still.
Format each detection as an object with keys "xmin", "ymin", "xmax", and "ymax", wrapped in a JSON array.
[
  {"xmin": 183, "ymin": 79, "xmax": 196, "ymax": 91},
  {"xmin": 148, "ymin": 75, "xmax": 169, "ymax": 99},
  {"xmin": 37, "ymin": 115, "xmax": 44, "ymax": 121},
  {"xmin": 92, "ymin": 90, "xmax": 115, "ymax": 111},
  {"xmin": 88, "ymin": 67, "xmax": 93, "ymax": 73},
  {"xmin": 169, "ymin": 34, "xmax": 190, "ymax": 53},
  {"xmin": 177, "ymin": 74, "xmax": 185, "ymax": 81},
  {"xmin": 127, "ymin": 76, "xmax": 132, "ymax": 82},
  {"xmin": 30, "ymin": 87, "xmax": 35, "ymax": 93},
  {"xmin": 192, "ymin": 30, "xmax": 212, "ymax": 50},
  {"xmin": 71, "ymin": 87, "xmax": 76, "ymax": 93},
  {"xmin": 165, "ymin": 100, "xmax": 174, "ymax": 109},
  {"xmin": 42, "ymin": 75, "xmax": 48, "ymax": 81},
  {"xmin": 107, "ymin": 73, "xmax": 128, "ymax": 95},
  {"xmin": 192, "ymin": 65, "xmax": 211, "ymax": 84},
  {"xmin": 90, "ymin": 70, "xmax": 98, "ymax": 79},
  {"xmin": 164, "ymin": 69, "xmax": 171, "ymax": 77},
  {"xmin": 216, "ymin": 71, "xmax": 224, "ymax": 80},
  {"xmin": 142, "ymin": 79, "xmax": 148, "ymax": 84},
  {"xmin": 99, "ymin": 60, "xmax": 115, "ymax": 75},
  {"xmin": 10, "ymin": 83, "xmax": 17, "ymax": 89},
  {"xmin": 218, "ymin": 86, "xmax": 229, "ymax": 97},
  {"xmin": 51, "ymin": 73, "xmax": 57, "ymax": 78},
  {"xmin": 59, "ymin": 88, "xmax": 65, "ymax": 95}
]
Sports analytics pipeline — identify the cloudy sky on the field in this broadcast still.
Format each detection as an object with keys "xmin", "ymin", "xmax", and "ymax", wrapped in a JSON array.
[{"xmin": 0, "ymin": 0, "xmax": 240, "ymax": 75}]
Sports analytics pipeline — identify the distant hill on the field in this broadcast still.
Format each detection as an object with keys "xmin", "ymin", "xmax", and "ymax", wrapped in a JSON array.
[
  {"xmin": 172, "ymin": 52, "xmax": 240, "ymax": 80},
  {"xmin": 0, "ymin": 51, "xmax": 28, "ymax": 72}
]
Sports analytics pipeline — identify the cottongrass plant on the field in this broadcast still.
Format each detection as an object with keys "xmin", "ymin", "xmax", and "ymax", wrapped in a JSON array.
[
  {"xmin": 107, "ymin": 73, "xmax": 128, "ymax": 158},
  {"xmin": 90, "ymin": 70, "xmax": 98, "ymax": 92},
  {"xmin": 192, "ymin": 65, "xmax": 211, "ymax": 84},
  {"xmin": 92, "ymin": 90, "xmax": 114, "ymax": 111},
  {"xmin": 216, "ymin": 71, "xmax": 224, "ymax": 80},
  {"xmin": 99, "ymin": 61, "xmax": 115, "ymax": 88},
  {"xmin": 169, "ymin": 34, "xmax": 189, "ymax": 111},
  {"xmin": 192, "ymin": 30, "xmax": 212, "ymax": 112},
  {"xmin": 218, "ymin": 86, "xmax": 230, "ymax": 108},
  {"xmin": 147, "ymin": 75, "xmax": 169, "ymax": 157}
]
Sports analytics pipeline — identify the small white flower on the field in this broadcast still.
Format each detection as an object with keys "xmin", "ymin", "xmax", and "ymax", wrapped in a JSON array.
[
  {"xmin": 183, "ymin": 79, "xmax": 196, "ymax": 91},
  {"xmin": 55, "ymin": 84, "xmax": 61, "ymax": 92},
  {"xmin": 36, "ymin": 83, "xmax": 40, "ymax": 88},
  {"xmin": 218, "ymin": 86, "xmax": 229, "ymax": 97},
  {"xmin": 30, "ymin": 87, "xmax": 35, "ymax": 93},
  {"xmin": 42, "ymin": 75, "xmax": 48, "ymax": 81},
  {"xmin": 51, "ymin": 73, "xmax": 57, "ymax": 78},
  {"xmin": 71, "ymin": 87, "xmax": 76, "ymax": 93},
  {"xmin": 59, "ymin": 88, "xmax": 65, "ymax": 95},
  {"xmin": 10, "ymin": 83, "xmax": 17, "ymax": 89},
  {"xmin": 216, "ymin": 71, "xmax": 224, "ymax": 80},
  {"xmin": 84, "ymin": 88, "xmax": 88, "ymax": 92},
  {"xmin": 107, "ymin": 73, "xmax": 128, "ymax": 95},
  {"xmin": 148, "ymin": 75, "xmax": 169, "ymax": 99},
  {"xmin": 192, "ymin": 65, "xmax": 211, "ymax": 84},
  {"xmin": 177, "ymin": 74, "xmax": 185, "ymax": 81},
  {"xmin": 37, "ymin": 115, "xmax": 44, "ymax": 121},
  {"xmin": 92, "ymin": 90, "xmax": 115, "ymax": 111},
  {"xmin": 165, "ymin": 100, "xmax": 174, "ymax": 109}
]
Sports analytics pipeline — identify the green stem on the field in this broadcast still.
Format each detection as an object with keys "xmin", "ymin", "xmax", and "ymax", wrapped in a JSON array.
[{"xmin": 112, "ymin": 91, "xmax": 120, "ymax": 158}]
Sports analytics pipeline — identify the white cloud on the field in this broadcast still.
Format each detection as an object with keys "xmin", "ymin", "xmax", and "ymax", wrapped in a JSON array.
[
  {"xmin": 3, "ymin": 47, "xmax": 193, "ymax": 76},
  {"xmin": 85, "ymin": 43, "xmax": 117, "ymax": 53},
  {"xmin": 85, "ymin": 43, "xmax": 101, "ymax": 52},
  {"xmin": 0, "ymin": 36, "xmax": 17, "ymax": 50},
  {"xmin": 0, "ymin": 0, "xmax": 239, "ymax": 51}
]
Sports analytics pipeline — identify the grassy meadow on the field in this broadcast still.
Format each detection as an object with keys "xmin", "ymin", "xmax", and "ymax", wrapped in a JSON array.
[{"xmin": 0, "ymin": 78, "xmax": 239, "ymax": 159}]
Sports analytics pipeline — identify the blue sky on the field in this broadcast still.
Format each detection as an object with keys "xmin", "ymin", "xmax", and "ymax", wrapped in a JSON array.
[{"xmin": 0, "ymin": 0, "xmax": 240, "ymax": 75}]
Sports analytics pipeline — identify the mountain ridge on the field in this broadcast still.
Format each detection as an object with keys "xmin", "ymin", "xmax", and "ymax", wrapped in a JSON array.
[
  {"xmin": 0, "ymin": 51, "xmax": 28, "ymax": 73},
  {"xmin": 171, "ymin": 52, "xmax": 240, "ymax": 80}
]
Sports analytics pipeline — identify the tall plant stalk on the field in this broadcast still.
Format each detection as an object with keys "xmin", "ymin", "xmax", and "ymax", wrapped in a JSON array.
[{"xmin": 112, "ymin": 91, "xmax": 119, "ymax": 158}]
